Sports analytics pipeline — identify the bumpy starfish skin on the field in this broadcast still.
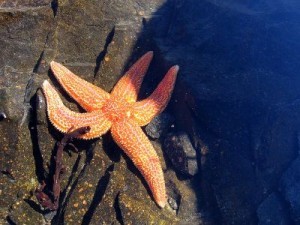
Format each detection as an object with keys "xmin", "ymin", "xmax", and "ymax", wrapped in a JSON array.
[
  {"xmin": 42, "ymin": 81, "xmax": 112, "ymax": 139},
  {"xmin": 111, "ymin": 118, "xmax": 166, "ymax": 207},
  {"xmin": 42, "ymin": 51, "xmax": 179, "ymax": 208}
]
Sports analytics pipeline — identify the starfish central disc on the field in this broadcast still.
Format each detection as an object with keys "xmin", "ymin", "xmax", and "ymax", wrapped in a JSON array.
[{"xmin": 102, "ymin": 97, "xmax": 131, "ymax": 122}]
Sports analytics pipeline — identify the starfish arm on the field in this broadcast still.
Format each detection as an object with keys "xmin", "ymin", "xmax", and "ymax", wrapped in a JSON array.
[
  {"xmin": 111, "ymin": 51, "xmax": 153, "ymax": 102},
  {"xmin": 132, "ymin": 65, "xmax": 179, "ymax": 126},
  {"xmin": 42, "ymin": 80, "xmax": 112, "ymax": 140},
  {"xmin": 111, "ymin": 118, "xmax": 166, "ymax": 208},
  {"xmin": 50, "ymin": 61, "xmax": 110, "ymax": 111}
]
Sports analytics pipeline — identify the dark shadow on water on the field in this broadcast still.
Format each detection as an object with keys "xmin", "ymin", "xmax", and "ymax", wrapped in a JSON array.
[
  {"xmin": 93, "ymin": 27, "xmax": 115, "ymax": 81},
  {"xmin": 113, "ymin": 192, "xmax": 123, "ymax": 225},
  {"xmin": 24, "ymin": 198, "xmax": 45, "ymax": 214},
  {"xmin": 102, "ymin": 132, "xmax": 121, "ymax": 163},
  {"xmin": 29, "ymin": 91, "xmax": 46, "ymax": 183},
  {"xmin": 6, "ymin": 216, "xmax": 17, "ymax": 225},
  {"xmin": 51, "ymin": 0, "xmax": 58, "ymax": 17}
]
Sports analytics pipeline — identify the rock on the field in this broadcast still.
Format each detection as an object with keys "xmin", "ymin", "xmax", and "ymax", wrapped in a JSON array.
[
  {"xmin": 118, "ymin": 192, "xmax": 178, "ymax": 225},
  {"xmin": 164, "ymin": 171, "xmax": 212, "ymax": 225},
  {"xmin": 1, "ymin": 1, "xmax": 205, "ymax": 224},
  {"xmin": 0, "ymin": 0, "xmax": 51, "ymax": 8},
  {"xmin": 257, "ymin": 193, "xmax": 290, "ymax": 225},
  {"xmin": 167, "ymin": 196, "xmax": 179, "ymax": 211},
  {"xmin": 5, "ymin": 0, "xmax": 300, "ymax": 224},
  {"xmin": 143, "ymin": 0, "xmax": 300, "ymax": 224},
  {"xmin": 145, "ymin": 112, "xmax": 175, "ymax": 139},
  {"xmin": 117, "ymin": 168, "xmax": 205, "ymax": 225},
  {"xmin": 280, "ymin": 156, "xmax": 300, "ymax": 223},
  {"xmin": 254, "ymin": 101, "xmax": 300, "ymax": 191},
  {"xmin": 1, "ymin": 0, "xmax": 202, "ymax": 224},
  {"xmin": 208, "ymin": 140, "xmax": 264, "ymax": 225},
  {"xmin": 7, "ymin": 197, "xmax": 44, "ymax": 225},
  {"xmin": 0, "ymin": 7, "xmax": 53, "ymax": 195},
  {"xmin": 164, "ymin": 132, "xmax": 198, "ymax": 176}
]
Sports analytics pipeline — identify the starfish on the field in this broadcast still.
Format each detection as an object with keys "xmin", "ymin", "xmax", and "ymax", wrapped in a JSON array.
[{"xmin": 42, "ymin": 51, "xmax": 179, "ymax": 208}]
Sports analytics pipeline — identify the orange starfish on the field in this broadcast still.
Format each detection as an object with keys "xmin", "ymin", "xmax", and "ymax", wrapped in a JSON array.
[{"xmin": 42, "ymin": 51, "xmax": 179, "ymax": 208}]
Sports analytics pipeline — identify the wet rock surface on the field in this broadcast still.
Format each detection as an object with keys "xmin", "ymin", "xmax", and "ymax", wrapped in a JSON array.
[
  {"xmin": 145, "ymin": 112, "xmax": 174, "ymax": 139},
  {"xmin": 164, "ymin": 132, "xmax": 198, "ymax": 176},
  {"xmin": 257, "ymin": 193, "xmax": 290, "ymax": 225},
  {"xmin": 147, "ymin": 0, "xmax": 300, "ymax": 224},
  {"xmin": 0, "ymin": 0, "xmax": 51, "ymax": 7},
  {"xmin": 280, "ymin": 156, "xmax": 300, "ymax": 223},
  {"xmin": 0, "ymin": 0, "xmax": 204, "ymax": 224},
  {"xmin": 1, "ymin": 0, "xmax": 300, "ymax": 224}
]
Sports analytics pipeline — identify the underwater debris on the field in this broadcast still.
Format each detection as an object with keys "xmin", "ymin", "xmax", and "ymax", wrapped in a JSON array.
[{"xmin": 35, "ymin": 126, "xmax": 90, "ymax": 211}]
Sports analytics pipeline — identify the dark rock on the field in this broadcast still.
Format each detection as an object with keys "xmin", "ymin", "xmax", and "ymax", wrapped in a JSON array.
[
  {"xmin": 254, "ymin": 101, "xmax": 300, "ymax": 191},
  {"xmin": 257, "ymin": 193, "xmax": 290, "ymax": 225},
  {"xmin": 0, "ymin": 4, "xmax": 54, "ymax": 178},
  {"xmin": 142, "ymin": 0, "xmax": 300, "ymax": 224},
  {"xmin": 168, "ymin": 196, "xmax": 179, "ymax": 211},
  {"xmin": 164, "ymin": 132, "xmax": 198, "ymax": 176},
  {"xmin": 166, "ymin": 179, "xmax": 181, "ymax": 214},
  {"xmin": 209, "ymin": 140, "xmax": 264, "ymax": 225},
  {"xmin": 280, "ymin": 156, "xmax": 300, "ymax": 223},
  {"xmin": 145, "ymin": 112, "xmax": 174, "ymax": 139},
  {"xmin": 165, "ymin": 171, "xmax": 209, "ymax": 225}
]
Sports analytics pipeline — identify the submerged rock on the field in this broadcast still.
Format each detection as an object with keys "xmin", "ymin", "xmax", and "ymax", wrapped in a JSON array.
[
  {"xmin": 257, "ymin": 193, "xmax": 290, "ymax": 225},
  {"xmin": 164, "ymin": 132, "xmax": 198, "ymax": 176},
  {"xmin": 150, "ymin": 0, "xmax": 300, "ymax": 223},
  {"xmin": 280, "ymin": 156, "xmax": 300, "ymax": 224},
  {"xmin": 145, "ymin": 112, "xmax": 175, "ymax": 139}
]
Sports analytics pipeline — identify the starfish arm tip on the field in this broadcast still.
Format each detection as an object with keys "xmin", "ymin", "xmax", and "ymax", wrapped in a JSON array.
[
  {"xmin": 157, "ymin": 200, "xmax": 166, "ymax": 208},
  {"xmin": 42, "ymin": 80, "xmax": 50, "ymax": 88},
  {"xmin": 173, "ymin": 65, "xmax": 179, "ymax": 71},
  {"xmin": 49, "ymin": 61, "xmax": 62, "ymax": 74},
  {"xmin": 146, "ymin": 51, "xmax": 154, "ymax": 57},
  {"xmin": 169, "ymin": 65, "xmax": 179, "ymax": 77},
  {"xmin": 50, "ymin": 61, "xmax": 64, "ymax": 71},
  {"xmin": 50, "ymin": 61, "xmax": 56, "ymax": 67}
]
